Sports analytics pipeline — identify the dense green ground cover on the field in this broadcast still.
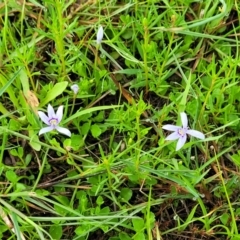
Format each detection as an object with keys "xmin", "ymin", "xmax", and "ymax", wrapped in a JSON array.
[{"xmin": 0, "ymin": 0, "xmax": 240, "ymax": 239}]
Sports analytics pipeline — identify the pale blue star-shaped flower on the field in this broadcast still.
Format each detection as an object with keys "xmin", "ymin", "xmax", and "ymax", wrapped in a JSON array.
[
  {"xmin": 38, "ymin": 104, "xmax": 71, "ymax": 137},
  {"xmin": 162, "ymin": 112, "xmax": 205, "ymax": 151},
  {"xmin": 96, "ymin": 25, "xmax": 104, "ymax": 45}
]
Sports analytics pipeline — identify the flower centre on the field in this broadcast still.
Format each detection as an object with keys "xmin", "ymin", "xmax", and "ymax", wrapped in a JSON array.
[
  {"xmin": 49, "ymin": 118, "xmax": 58, "ymax": 127},
  {"xmin": 178, "ymin": 128, "xmax": 186, "ymax": 137}
]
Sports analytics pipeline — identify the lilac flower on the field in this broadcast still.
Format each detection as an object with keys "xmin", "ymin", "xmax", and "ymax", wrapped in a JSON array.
[
  {"xmin": 71, "ymin": 84, "xmax": 79, "ymax": 95},
  {"xmin": 96, "ymin": 25, "xmax": 104, "ymax": 45},
  {"xmin": 162, "ymin": 112, "xmax": 205, "ymax": 151},
  {"xmin": 38, "ymin": 104, "xmax": 71, "ymax": 137}
]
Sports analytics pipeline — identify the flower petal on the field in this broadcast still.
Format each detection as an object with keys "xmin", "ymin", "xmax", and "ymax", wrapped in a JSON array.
[
  {"xmin": 56, "ymin": 126, "xmax": 71, "ymax": 137},
  {"xmin": 162, "ymin": 124, "xmax": 180, "ymax": 131},
  {"xmin": 39, "ymin": 126, "xmax": 54, "ymax": 135},
  {"xmin": 96, "ymin": 25, "xmax": 104, "ymax": 44},
  {"xmin": 47, "ymin": 104, "xmax": 56, "ymax": 119},
  {"xmin": 165, "ymin": 131, "xmax": 180, "ymax": 140},
  {"xmin": 180, "ymin": 112, "xmax": 188, "ymax": 128},
  {"xmin": 38, "ymin": 111, "xmax": 50, "ymax": 125},
  {"xmin": 56, "ymin": 106, "xmax": 64, "ymax": 122},
  {"xmin": 176, "ymin": 134, "xmax": 187, "ymax": 151},
  {"xmin": 187, "ymin": 129, "xmax": 205, "ymax": 139}
]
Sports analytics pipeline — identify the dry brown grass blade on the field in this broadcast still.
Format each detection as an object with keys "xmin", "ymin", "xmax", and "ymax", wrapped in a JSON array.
[
  {"xmin": 109, "ymin": 72, "xmax": 134, "ymax": 105},
  {"xmin": 24, "ymin": 90, "xmax": 39, "ymax": 115}
]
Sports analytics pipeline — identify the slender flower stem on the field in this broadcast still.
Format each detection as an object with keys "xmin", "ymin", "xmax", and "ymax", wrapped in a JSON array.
[
  {"xmin": 70, "ymin": 96, "xmax": 76, "ymax": 116},
  {"xmin": 32, "ymin": 148, "xmax": 49, "ymax": 191}
]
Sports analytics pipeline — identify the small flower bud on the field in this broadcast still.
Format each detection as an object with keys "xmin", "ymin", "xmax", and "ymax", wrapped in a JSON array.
[
  {"xmin": 96, "ymin": 25, "xmax": 104, "ymax": 45},
  {"xmin": 71, "ymin": 84, "xmax": 79, "ymax": 95}
]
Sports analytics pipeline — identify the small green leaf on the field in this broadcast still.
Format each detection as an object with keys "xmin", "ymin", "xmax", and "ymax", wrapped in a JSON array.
[
  {"xmin": 71, "ymin": 134, "xmax": 84, "ymax": 150},
  {"xmin": 120, "ymin": 188, "xmax": 132, "ymax": 202},
  {"xmin": 77, "ymin": 191, "xmax": 88, "ymax": 213},
  {"xmin": 9, "ymin": 149, "xmax": 18, "ymax": 157},
  {"xmin": 236, "ymin": 208, "xmax": 240, "ymax": 216},
  {"xmin": 49, "ymin": 225, "xmax": 62, "ymax": 240},
  {"xmin": 54, "ymin": 195, "xmax": 69, "ymax": 206},
  {"xmin": 29, "ymin": 133, "xmax": 41, "ymax": 151},
  {"xmin": 119, "ymin": 232, "xmax": 132, "ymax": 240},
  {"xmin": 75, "ymin": 225, "xmax": 91, "ymax": 236},
  {"xmin": 132, "ymin": 218, "xmax": 144, "ymax": 232},
  {"xmin": 220, "ymin": 212, "xmax": 230, "ymax": 225},
  {"xmin": 133, "ymin": 232, "xmax": 145, "ymax": 240},
  {"xmin": 122, "ymin": 29, "xmax": 133, "ymax": 39},
  {"xmin": 18, "ymin": 147, "xmax": 23, "ymax": 158},
  {"xmin": 100, "ymin": 206, "xmax": 110, "ymax": 214},
  {"xmin": 63, "ymin": 139, "xmax": 71, "ymax": 149},
  {"xmin": 93, "ymin": 111, "xmax": 105, "ymax": 122},
  {"xmin": 35, "ymin": 189, "xmax": 50, "ymax": 196},
  {"xmin": 49, "ymin": 138, "xmax": 61, "ymax": 148},
  {"xmin": 81, "ymin": 122, "xmax": 91, "ymax": 135},
  {"xmin": 6, "ymin": 170, "xmax": 18, "ymax": 183},
  {"xmin": 91, "ymin": 124, "xmax": 101, "ymax": 138},
  {"xmin": 25, "ymin": 153, "xmax": 32, "ymax": 166},
  {"xmin": 54, "ymin": 204, "xmax": 67, "ymax": 215},
  {"xmin": 40, "ymin": 81, "xmax": 68, "ymax": 106},
  {"xmin": 100, "ymin": 224, "xmax": 109, "ymax": 233},
  {"xmin": 96, "ymin": 196, "xmax": 104, "ymax": 206},
  {"xmin": 15, "ymin": 183, "xmax": 26, "ymax": 192}
]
